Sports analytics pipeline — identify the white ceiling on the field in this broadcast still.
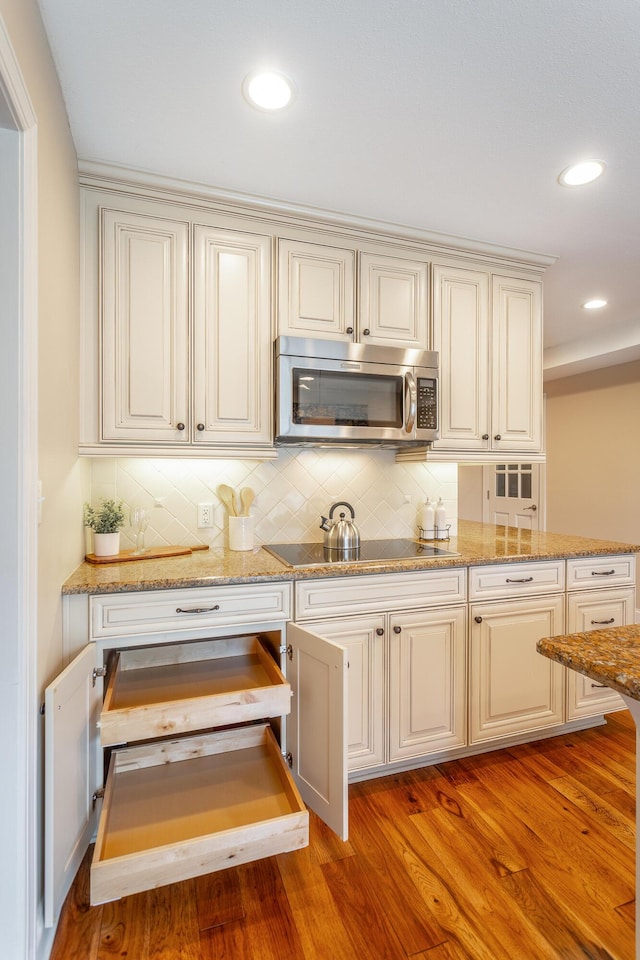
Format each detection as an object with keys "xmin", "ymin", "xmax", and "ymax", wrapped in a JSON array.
[{"xmin": 37, "ymin": 0, "xmax": 640, "ymax": 379}]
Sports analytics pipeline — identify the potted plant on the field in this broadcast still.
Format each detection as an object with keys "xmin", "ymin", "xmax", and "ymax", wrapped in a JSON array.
[{"xmin": 84, "ymin": 498, "xmax": 126, "ymax": 557}]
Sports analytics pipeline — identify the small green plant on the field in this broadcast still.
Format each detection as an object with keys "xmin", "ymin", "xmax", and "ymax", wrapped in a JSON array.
[{"xmin": 83, "ymin": 498, "xmax": 126, "ymax": 534}]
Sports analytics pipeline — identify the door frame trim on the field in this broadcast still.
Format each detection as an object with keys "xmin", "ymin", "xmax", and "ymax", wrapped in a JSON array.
[{"xmin": 0, "ymin": 15, "xmax": 39, "ymax": 960}]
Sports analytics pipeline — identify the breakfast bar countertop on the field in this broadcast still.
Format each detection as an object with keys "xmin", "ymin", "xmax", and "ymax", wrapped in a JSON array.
[
  {"xmin": 537, "ymin": 625, "xmax": 640, "ymax": 702},
  {"xmin": 61, "ymin": 519, "xmax": 640, "ymax": 596}
]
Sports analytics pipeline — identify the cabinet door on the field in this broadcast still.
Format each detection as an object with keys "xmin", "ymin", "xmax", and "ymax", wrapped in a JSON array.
[
  {"xmin": 470, "ymin": 595, "xmax": 565, "ymax": 743},
  {"xmin": 431, "ymin": 264, "xmax": 490, "ymax": 451},
  {"xmin": 304, "ymin": 615, "xmax": 385, "ymax": 771},
  {"xmin": 101, "ymin": 208, "xmax": 189, "ymax": 442},
  {"xmin": 286, "ymin": 622, "xmax": 348, "ymax": 839},
  {"xmin": 491, "ymin": 276, "xmax": 543, "ymax": 452},
  {"xmin": 277, "ymin": 238, "xmax": 355, "ymax": 340},
  {"xmin": 193, "ymin": 226, "xmax": 272, "ymax": 444},
  {"xmin": 359, "ymin": 252, "xmax": 429, "ymax": 348},
  {"xmin": 44, "ymin": 645, "xmax": 102, "ymax": 927},
  {"xmin": 566, "ymin": 588, "xmax": 634, "ymax": 718},
  {"xmin": 389, "ymin": 606, "xmax": 467, "ymax": 761}
]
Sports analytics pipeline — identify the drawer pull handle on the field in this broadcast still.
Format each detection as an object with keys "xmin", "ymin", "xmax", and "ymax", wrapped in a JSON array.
[
  {"xmin": 506, "ymin": 577, "xmax": 534, "ymax": 583},
  {"xmin": 591, "ymin": 570, "xmax": 616, "ymax": 576},
  {"xmin": 591, "ymin": 618, "xmax": 615, "ymax": 625},
  {"xmin": 175, "ymin": 605, "xmax": 220, "ymax": 614},
  {"xmin": 591, "ymin": 683, "xmax": 608, "ymax": 689}
]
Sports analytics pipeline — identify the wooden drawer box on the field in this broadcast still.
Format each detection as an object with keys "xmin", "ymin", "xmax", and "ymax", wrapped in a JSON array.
[
  {"xmin": 566, "ymin": 555, "xmax": 636, "ymax": 591},
  {"xmin": 100, "ymin": 635, "xmax": 291, "ymax": 747},
  {"xmin": 90, "ymin": 583, "xmax": 292, "ymax": 641},
  {"xmin": 468, "ymin": 560, "xmax": 565, "ymax": 600},
  {"xmin": 91, "ymin": 724, "xmax": 308, "ymax": 905}
]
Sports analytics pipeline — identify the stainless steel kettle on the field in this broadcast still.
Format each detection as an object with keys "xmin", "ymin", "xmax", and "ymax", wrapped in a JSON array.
[{"xmin": 320, "ymin": 501, "xmax": 360, "ymax": 555}]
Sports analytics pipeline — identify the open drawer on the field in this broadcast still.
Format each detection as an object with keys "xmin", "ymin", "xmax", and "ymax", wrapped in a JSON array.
[
  {"xmin": 91, "ymin": 723, "xmax": 308, "ymax": 904},
  {"xmin": 100, "ymin": 635, "xmax": 290, "ymax": 746}
]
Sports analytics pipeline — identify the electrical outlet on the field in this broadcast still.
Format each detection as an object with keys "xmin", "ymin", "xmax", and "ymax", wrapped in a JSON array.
[{"xmin": 197, "ymin": 503, "xmax": 214, "ymax": 528}]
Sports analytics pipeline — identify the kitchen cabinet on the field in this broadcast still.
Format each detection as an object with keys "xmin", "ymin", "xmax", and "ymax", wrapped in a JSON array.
[
  {"xmin": 565, "ymin": 556, "xmax": 636, "ymax": 719},
  {"xmin": 294, "ymin": 568, "xmax": 467, "ymax": 772},
  {"xmin": 45, "ymin": 584, "xmax": 348, "ymax": 926},
  {"xmin": 429, "ymin": 265, "xmax": 543, "ymax": 460},
  {"xmin": 277, "ymin": 236, "xmax": 429, "ymax": 349},
  {"xmin": 388, "ymin": 606, "xmax": 467, "ymax": 761},
  {"xmin": 81, "ymin": 191, "xmax": 274, "ymax": 456},
  {"xmin": 469, "ymin": 594, "xmax": 565, "ymax": 743}
]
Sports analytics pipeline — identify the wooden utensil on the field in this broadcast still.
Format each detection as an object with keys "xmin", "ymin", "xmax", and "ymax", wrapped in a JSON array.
[
  {"xmin": 216, "ymin": 484, "xmax": 238, "ymax": 516},
  {"xmin": 239, "ymin": 487, "xmax": 255, "ymax": 516}
]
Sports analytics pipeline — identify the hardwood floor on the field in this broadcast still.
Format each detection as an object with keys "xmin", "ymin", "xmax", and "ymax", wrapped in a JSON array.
[{"xmin": 51, "ymin": 711, "xmax": 636, "ymax": 959}]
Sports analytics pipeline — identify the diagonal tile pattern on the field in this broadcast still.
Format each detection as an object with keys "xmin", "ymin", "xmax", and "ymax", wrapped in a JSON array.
[{"xmin": 89, "ymin": 451, "xmax": 458, "ymax": 551}]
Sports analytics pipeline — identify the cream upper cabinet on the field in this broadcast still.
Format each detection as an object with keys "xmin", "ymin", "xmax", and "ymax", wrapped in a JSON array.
[
  {"xmin": 358, "ymin": 252, "xmax": 429, "ymax": 348},
  {"xmin": 430, "ymin": 266, "xmax": 543, "ymax": 460},
  {"xmin": 193, "ymin": 226, "xmax": 271, "ymax": 445},
  {"xmin": 101, "ymin": 209, "xmax": 190, "ymax": 443},
  {"xmin": 277, "ymin": 239, "xmax": 355, "ymax": 341},
  {"xmin": 491, "ymin": 276, "xmax": 543, "ymax": 453},
  {"xmin": 431, "ymin": 264, "xmax": 490, "ymax": 451},
  {"xmin": 277, "ymin": 237, "xmax": 429, "ymax": 348},
  {"xmin": 84, "ymin": 193, "xmax": 274, "ymax": 455}
]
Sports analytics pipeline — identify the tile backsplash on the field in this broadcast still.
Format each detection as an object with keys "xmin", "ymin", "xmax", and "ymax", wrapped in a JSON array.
[{"xmin": 88, "ymin": 451, "xmax": 458, "ymax": 551}]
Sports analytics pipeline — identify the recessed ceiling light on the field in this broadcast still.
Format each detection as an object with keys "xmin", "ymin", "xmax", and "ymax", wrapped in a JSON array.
[
  {"xmin": 558, "ymin": 159, "xmax": 606, "ymax": 187},
  {"xmin": 582, "ymin": 299, "xmax": 608, "ymax": 309},
  {"xmin": 242, "ymin": 71, "xmax": 296, "ymax": 111}
]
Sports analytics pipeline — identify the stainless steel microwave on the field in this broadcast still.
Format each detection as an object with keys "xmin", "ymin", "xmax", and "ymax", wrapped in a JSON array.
[{"xmin": 274, "ymin": 336, "xmax": 439, "ymax": 447}]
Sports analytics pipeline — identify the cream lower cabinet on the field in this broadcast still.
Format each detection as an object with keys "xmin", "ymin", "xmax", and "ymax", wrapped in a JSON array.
[
  {"xmin": 294, "ymin": 568, "xmax": 467, "ymax": 773},
  {"xmin": 565, "ymin": 555, "xmax": 636, "ymax": 719},
  {"xmin": 566, "ymin": 588, "xmax": 634, "ymax": 718},
  {"xmin": 470, "ymin": 594, "xmax": 565, "ymax": 743},
  {"xmin": 45, "ymin": 586, "xmax": 348, "ymax": 927}
]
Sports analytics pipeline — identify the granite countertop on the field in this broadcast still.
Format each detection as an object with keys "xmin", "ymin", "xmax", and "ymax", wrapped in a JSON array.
[
  {"xmin": 61, "ymin": 520, "xmax": 640, "ymax": 596},
  {"xmin": 538, "ymin": 626, "xmax": 640, "ymax": 701}
]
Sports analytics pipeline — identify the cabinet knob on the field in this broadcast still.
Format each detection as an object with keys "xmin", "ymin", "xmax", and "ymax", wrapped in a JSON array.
[
  {"xmin": 197, "ymin": 423, "xmax": 205, "ymax": 432},
  {"xmin": 474, "ymin": 616, "xmax": 483, "ymax": 624},
  {"xmin": 376, "ymin": 627, "xmax": 384, "ymax": 636},
  {"xmin": 494, "ymin": 434, "xmax": 502, "ymax": 441},
  {"xmin": 176, "ymin": 422, "xmax": 185, "ymax": 431},
  {"xmin": 393, "ymin": 625, "xmax": 402, "ymax": 634},
  {"xmin": 482, "ymin": 434, "xmax": 489, "ymax": 441},
  {"xmin": 346, "ymin": 326, "xmax": 354, "ymax": 335},
  {"xmin": 362, "ymin": 328, "xmax": 371, "ymax": 336}
]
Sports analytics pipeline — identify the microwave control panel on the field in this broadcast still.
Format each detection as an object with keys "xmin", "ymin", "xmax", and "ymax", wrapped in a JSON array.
[{"xmin": 416, "ymin": 378, "xmax": 438, "ymax": 429}]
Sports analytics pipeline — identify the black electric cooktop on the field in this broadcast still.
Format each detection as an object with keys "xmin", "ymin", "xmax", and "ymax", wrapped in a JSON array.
[{"xmin": 263, "ymin": 538, "xmax": 459, "ymax": 568}]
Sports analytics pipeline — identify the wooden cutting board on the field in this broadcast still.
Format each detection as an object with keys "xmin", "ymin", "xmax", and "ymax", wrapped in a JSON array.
[{"xmin": 85, "ymin": 544, "xmax": 210, "ymax": 564}]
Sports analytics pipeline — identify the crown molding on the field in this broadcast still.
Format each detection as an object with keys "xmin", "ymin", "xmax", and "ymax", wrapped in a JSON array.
[{"xmin": 78, "ymin": 157, "xmax": 556, "ymax": 271}]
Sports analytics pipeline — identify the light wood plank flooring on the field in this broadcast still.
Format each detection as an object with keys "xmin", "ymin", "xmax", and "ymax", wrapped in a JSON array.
[{"xmin": 51, "ymin": 710, "xmax": 636, "ymax": 959}]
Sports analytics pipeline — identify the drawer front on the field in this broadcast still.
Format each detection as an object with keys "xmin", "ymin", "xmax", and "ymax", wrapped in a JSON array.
[
  {"xmin": 295, "ymin": 568, "xmax": 466, "ymax": 620},
  {"xmin": 100, "ymin": 636, "xmax": 291, "ymax": 746},
  {"xmin": 566, "ymin": 555, "xmax": 636, "ymax": 591},
  {"xmin": 468, "ymin": 561, "xmax": 565, "ymax": 600},
  {"xmin": 91, "ymin": 724, "xmax": 308, "ymax": 905},
  {"xmin": 90, "ymin": 583, "xmax": 292, "ymax": 640}
]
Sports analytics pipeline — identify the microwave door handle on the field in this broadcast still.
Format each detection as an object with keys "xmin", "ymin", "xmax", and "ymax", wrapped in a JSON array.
[{"xmin": 404, "ymin": 371, "xmax": 417, "ymax": 433}]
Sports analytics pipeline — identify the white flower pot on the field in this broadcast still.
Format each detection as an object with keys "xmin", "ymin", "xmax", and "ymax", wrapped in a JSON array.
[{"xmin": 93, "ymin": 532, "xmax": 121, "ymax": 557}]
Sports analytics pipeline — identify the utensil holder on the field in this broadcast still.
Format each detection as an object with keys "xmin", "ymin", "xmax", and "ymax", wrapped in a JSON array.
[{"xmin": 229, "ymin": 515, "xmax": 254, "ymax": 551}]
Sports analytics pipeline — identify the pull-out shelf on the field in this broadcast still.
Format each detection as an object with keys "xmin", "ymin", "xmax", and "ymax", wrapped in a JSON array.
[
  {"xmin": 91, "ymin": 723, "xmax": 308, "ymax": 904},
  {"xmin": 100, "ymin": 635, "xmax": 290, "ymax": 746}
]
